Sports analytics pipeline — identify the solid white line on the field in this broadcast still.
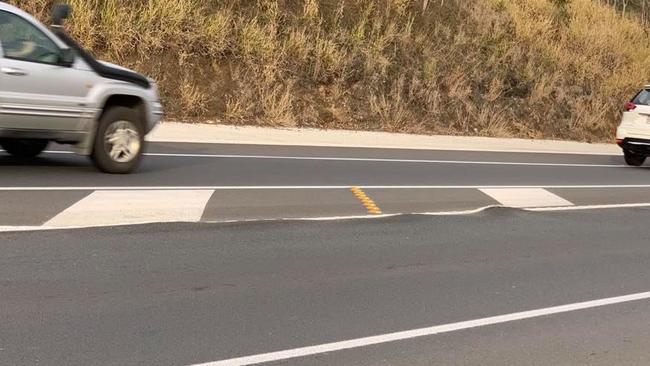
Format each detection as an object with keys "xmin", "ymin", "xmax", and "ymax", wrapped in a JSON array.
[
  {"xmin": 207, "ymin": 213, "xmax": 401, "ymax": 224},
  {"xmin": 145, "ymin": 137, "xmax": 621, "ymax": 156},
  {"xmin": 2, "ymin": 202, "xmax": 650, "ymax": 233},
  {"xmin": 422, "ymin": 202, "xmax": 650, "ymax": 215},
  {"xmin": 0, "ymin": 225, "xmax": 44, "ymax": 232},
  {"xmin": 421, "ymin": 205, "xmax": 504, "ymax": 216},
  {"xmin": 4, "ymin": 184, "xmax": 650, "ymax": 191},
  {"xmin": 144, "ymin": 152, "xmax": 627, "ymax": 168},
  {"xmin": 528, "ymin": 202, "xmax": 650, "ymax": 211},
  {"xmin": 0, "ymin": 219, "xmax": 214, "ymax": 233},
  {"xmin": 39, "ymin": 150, "xmax": 626, "ymax": 168},
  {"xmin": 191, "ymin": 290, "xmax": 650, "ymax": 366},
  {"xmin": 0, "ymin": 186, "xmax": 352, "ymax": 191}
]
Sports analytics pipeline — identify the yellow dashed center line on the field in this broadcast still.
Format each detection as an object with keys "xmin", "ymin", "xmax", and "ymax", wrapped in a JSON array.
[{"xmin": 350, "ymin": 186, "xmax": 383, "ymax": 215}]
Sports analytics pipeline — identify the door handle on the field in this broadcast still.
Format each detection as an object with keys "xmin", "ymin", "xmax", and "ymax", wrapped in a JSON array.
[{"xmin": 1, "ymin": 67, "xmax": 27, "ymax": 76}]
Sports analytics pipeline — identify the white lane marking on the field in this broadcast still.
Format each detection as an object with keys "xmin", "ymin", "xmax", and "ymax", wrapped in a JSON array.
[
  {"xmin": 38, "ymin": 150, "xmax": 626, "ymax": 168},
  {"xmin": 480, "ymin": 188, "xmax": 574, "ymax": 208},
  {"xmin": 4, "ymin": 185, "xmax": 650, "ymax": 191},
  {"xmin": 191, "ymin": 291, "xmax": 650, "ymax": 366},
  {"xmin": 528, "ymin": 202, "xmax": 650, "ymax": 211},
  {"xmin": 421, "ymin": 205, "xmax": 503, "ymax": 216},
  {"xmin": 145, "ymin": 153, "xmax": 626, "ymax": 168},
  {"xmin": 144, "ymin": 137, "xmax": 620, "ymax": 156},
  {"xmin": 0, "ymin": 221, "xmax": 172, "ymax": 232},
  {"xmin": 0, "ymin": 226, "xmax": 43, "ymax": 232},
  {"xmin": 2, "ymin": 203, "xmax": 650, "ymax": 232},
  {"xmin": 209, "ymin": 213, "xmax": 400, "ymax": 224},
  {"xmin": 0, "ymin": 214, "xmax": 402, "ymax": 232},
  {"xmin": 44, "ymin": 190, "xmax": 214, "ymax": 227},
  {"xmin": 209, "ymin": 202, "xmax": 650, "ymax": 224}
]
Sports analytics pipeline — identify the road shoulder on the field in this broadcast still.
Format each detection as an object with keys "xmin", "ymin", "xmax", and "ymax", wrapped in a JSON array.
[{"xmin": 148, "ymin": 122, "xmax": 620, "ymax": 155}]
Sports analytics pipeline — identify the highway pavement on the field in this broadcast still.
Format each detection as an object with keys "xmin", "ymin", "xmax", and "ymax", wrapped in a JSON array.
[
  {"xmin": 0, "ymin": 142, "xmax": 640, "ymax": 188},
  {"xmin": 3, "ymin": 142, "xmax": 650, "ymax": 365},
  {"xmin": 3, "ymin": 210, "xmax": 650, "ymax": 365},
  {"xmin": 1, "ymin": 142, "xmax": 650, "ymax": 228}
]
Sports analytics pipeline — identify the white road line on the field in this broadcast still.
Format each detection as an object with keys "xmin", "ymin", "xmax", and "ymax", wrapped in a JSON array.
[
  {"xmin": 144, "ymin": 153, "xmax": 626, "ymax": 168},
  {"xmin": 0, "ymin": 225, "xmax": 43, "ymax": 232},
  {"xmin": 421, "ymin": 205, "xmax": 504, "ymax": 216},
  {"xmin": 190, "ymin": 291, "xmax": 650, "ymax": 366},
  {"xmin": 480, "ymin": 188, "xmax": 574, "ymax": 208},
  {"xmin": 2, "ymin": 203, "xmax": 650, "ymax": 232},
  {"xmin": 528, "ymin": 202, "xmax": 650, "ymax": 211},
  {"xmin": 38, "ymin": 150, "xmax": 626, "ymax": 168},
  {"xmin": 44, "ymin": 190, "xmax": 214, "ymax": 227},
  {"xmin": 3, "ymin": 185, "xmax": 650, "ymax": 191},
  {"xmin": 145, "ymin": 137, "xmax": 621, "ymax": 156}
]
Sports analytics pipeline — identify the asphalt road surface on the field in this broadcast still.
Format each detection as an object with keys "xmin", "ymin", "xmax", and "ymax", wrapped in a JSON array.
[
  {"xmin": 3, "ymin": 142, "xmax": 650, "ymax": 365},
  {"xmin": 1, "ymin": 142, "xmax": 650, "ymax": 227},
  {"xmin": 0, "ymin": 142, "xmax": 642, "ymax": 188},
  {"xmin": 3, "ymin": 210, "xmax": 650, "ymax": 365}
]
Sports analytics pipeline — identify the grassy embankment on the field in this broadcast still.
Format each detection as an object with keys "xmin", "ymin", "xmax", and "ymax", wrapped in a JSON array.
[{"xmin": 13, "ymin": 0, "xmax": 650, "ymax": 142}]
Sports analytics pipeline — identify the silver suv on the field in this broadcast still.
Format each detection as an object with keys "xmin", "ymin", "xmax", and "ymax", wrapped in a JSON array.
[{"xmin": 0, "ymin": 2, "xmax": 162, "ymax": 173}]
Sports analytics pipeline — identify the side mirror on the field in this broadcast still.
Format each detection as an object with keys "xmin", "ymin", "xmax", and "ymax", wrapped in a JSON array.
[
  {"xmin": 58, "ymin": 48, "xmax": 75, "ymax": 67},
  {"xmin": 52, "ymin": 4, "xmax": 71, "ymax": 27}
]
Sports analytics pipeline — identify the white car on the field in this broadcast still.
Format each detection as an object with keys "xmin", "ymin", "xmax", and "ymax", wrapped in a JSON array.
[{"xmin": 616, "ymin": 86, "xmax": 650, "ymax": 166}]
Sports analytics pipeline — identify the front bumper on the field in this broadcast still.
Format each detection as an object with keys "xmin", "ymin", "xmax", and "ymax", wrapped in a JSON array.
[{"xmin": 146, "ymin": 101, "xmax": 164, "ymax": 133}]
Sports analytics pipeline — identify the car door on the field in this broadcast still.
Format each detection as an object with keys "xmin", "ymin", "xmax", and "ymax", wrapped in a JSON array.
[{"xmin": 0, "ymin": 9, "xmax": 91, "ymax": 132}]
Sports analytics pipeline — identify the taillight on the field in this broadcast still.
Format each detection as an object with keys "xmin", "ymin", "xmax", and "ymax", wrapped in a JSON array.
[{"xmin": 624, "ymin": 102, "xmax": 637, "ymax": 112}]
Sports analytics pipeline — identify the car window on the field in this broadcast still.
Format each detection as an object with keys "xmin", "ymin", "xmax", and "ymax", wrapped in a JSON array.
[
  {"xmin": 0, "ymin": 11, "xmax": 60, "ymax": 64},
  {"xmin": 633, "ymin": 89, "xmax": 650, "ymax": 106}
]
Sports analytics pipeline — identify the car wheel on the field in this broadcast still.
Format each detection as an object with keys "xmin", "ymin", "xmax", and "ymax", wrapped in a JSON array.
[
  {"xmin": 624, "ymin": 150, "xmax": 646, "ymax": 167},
  {"xmin": 91, "ymin": 106, "xmax": 144, "ymax": 174},
  {"xmin": 0, "ymin": 139, "xmax": 49, "ymax": 158}
]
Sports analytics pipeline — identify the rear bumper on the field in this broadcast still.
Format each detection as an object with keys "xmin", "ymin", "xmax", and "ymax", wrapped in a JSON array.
[{"xmin": 618, "ymin": 138, "xmax": 650, "ymax": 156}]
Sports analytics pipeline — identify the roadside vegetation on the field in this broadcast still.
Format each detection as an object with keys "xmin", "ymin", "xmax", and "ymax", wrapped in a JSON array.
[{"xmin": 12, "ymin": 0, "xmax": 650, "ymax": 141}]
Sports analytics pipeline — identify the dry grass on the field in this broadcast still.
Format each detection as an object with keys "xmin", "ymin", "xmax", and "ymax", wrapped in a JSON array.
[{"xmin": 10, "ymin": 0, "xmax": 650, "ymax": 141}]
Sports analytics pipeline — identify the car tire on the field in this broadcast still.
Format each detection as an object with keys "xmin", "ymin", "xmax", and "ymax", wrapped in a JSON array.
[
  {"xmin": 0, "ymin": 139, "xmax": 49, "ymax": 158},
  {"xmin": 624, "ymin": 150, "xmax": 646, "ymax": 167},
  {"xmin": 91, "ymin": 106, "xmax": 144, "ymax": 174}
]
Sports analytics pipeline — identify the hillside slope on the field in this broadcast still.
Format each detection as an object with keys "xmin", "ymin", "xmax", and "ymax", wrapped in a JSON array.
[{"xmin": 13, "ymin": 0, "xmax": 650, "ymax": 142}]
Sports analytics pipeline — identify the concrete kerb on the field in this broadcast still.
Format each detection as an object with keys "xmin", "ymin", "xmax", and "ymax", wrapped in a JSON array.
[{"xmin": 147, "ymin": 122, "xmax": 621, "ymax": 156}]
